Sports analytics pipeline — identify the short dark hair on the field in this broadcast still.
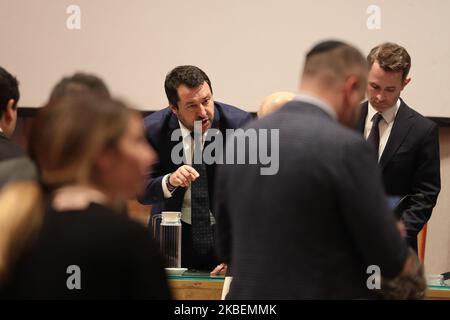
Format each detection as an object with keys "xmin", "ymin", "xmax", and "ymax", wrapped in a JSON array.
[
  {"xmin": 164, "ymin": 65, "xmax": 213, "ymax": 107},
  {"xmin": 304, "ymin": 40, "xmax": 367, "ymax": 79},
  {"xmin": 367, "ymin": 43, "xmax": 411, "ymax": 80},
  {"xmin": 0, "ymin": 66, "xmax": 20, "ymax": 117},
  {"xmin": 49, "ymin": 72, "xmax": 110, "ymax": 103},
  {"xmin": 306, "ymin": 40, "xmax": 348, "ymax": 59}
]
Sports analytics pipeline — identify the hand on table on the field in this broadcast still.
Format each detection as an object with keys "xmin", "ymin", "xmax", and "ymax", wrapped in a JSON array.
[{"xmin": 210, "ymin": 263, "xmax": 227, "ymax": 276}]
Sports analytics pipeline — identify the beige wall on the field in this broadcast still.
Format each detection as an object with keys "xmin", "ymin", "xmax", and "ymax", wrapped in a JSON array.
[
  {"xmin": 425, "ymin": 128, "xmax": 450, "ymax": 274},
  {"xmin": 3, "ymin": 0, "xmax": 449, "ymax": 272},
  {"xmin": 1, "ymin": 0, "xmax": 450, "ymax": 117}
]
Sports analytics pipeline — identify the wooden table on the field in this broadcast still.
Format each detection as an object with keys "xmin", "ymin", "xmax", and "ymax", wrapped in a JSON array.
[
  {"xmin": 168, "ymin": 274, "xmax": 450, "ymax": 300},
  {"xmin": 168, "ymin": 273, "xmax": 224, "ymax": 300},
  {"xmin": 426, "ymin": 286, "xmax": 450, "ymax": 300}
]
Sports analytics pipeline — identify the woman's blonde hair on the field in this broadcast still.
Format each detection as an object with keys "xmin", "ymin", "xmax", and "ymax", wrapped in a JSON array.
[
  {"xmin": 29, "ymin": 95, "xmax": 132, "ymax": 188},
  {"xmin": 0, "ymin": 182, "xmax": 43, "ymax": 280},
  {"xmin": 0, "ymin": 95, "xmax": 134, "ymax": 280}
]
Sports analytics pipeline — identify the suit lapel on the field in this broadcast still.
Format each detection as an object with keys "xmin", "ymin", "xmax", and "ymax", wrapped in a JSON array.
[
  {"xmin": 165, "ymin": 112, "xmax": 187, "ymax": 208},
  {"xmin": 205, "ymin": 104, "xmax": 221, "ymax": 185},
  {"xmin": 167, "ymin": 111, "xmax": 186, "ymax": 165},
  {"xmin": 211, "ymin": 103, "xmax": 221, "ymax": 131},
  {"xmin": 379, "ymin": 100, "xmax": 415, "ymax": 170}
]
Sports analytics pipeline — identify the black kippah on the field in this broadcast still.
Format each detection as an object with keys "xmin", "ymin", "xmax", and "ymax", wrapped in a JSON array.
[{"xmin": 306, "ymin": 40, "xmax": 346, "ymax": 58}]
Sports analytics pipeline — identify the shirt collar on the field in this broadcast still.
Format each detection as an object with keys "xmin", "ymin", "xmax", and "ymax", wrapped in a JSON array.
[
  {"xmin": 178, "ymin": 120, "xmax": 208, "ymax": 140},
  {"xmin": 178, "ymin": 120, "xmax": 192, "ymax": 140},
  {"xmin": 368, "ymin": 99, "xmax": 400, "ymax": 124},
  {"xmin": 294, "ymin": 94, "xmax": 337, "ymax": 120}
]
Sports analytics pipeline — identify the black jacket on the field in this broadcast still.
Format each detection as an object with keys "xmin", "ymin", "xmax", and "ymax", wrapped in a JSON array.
[
  {"xmin": 356, "ymin": 100, "xmax": 441, "ymax": 250},
  {"xmin": 0, "ymin": 131, "xmax": 37, "ymax": 187},
  {"xmin": 0, "ymin": 202, "xmax": 171, "ymax": 299}
]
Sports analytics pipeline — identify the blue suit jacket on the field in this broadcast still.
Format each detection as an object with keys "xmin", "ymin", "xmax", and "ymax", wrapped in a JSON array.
[{"xmin": 138, "ymin": 101, "xmax": 253, "ymax": 218}]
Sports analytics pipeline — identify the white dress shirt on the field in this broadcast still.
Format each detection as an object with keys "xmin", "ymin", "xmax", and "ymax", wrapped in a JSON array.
[
  {"xmin": 364, "ymin": 99, "xmax": 400, "ymax": 161},
  {"xmin": 161, "ymin": 121, "xmax": 215, "ymax": 225}
]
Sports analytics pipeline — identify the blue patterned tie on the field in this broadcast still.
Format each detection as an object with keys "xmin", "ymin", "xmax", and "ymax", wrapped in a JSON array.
[{"xmin": 190, "ymin": 131, "xmax": 214, "ymax": 257}]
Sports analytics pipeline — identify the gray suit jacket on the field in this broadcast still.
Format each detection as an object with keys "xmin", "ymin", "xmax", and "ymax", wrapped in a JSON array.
[
  {"xmin": 0, "ymin": 132, "xmax": 37, "ymax": 188},
  {"xmin": 214, "ymin": 100, "xmax": 409, "ymax": 299}
]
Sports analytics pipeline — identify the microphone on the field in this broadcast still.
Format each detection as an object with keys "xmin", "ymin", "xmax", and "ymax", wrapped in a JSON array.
[{"xmin": 392, "ymin": 193, "xmax": 425, "ymax": 219}]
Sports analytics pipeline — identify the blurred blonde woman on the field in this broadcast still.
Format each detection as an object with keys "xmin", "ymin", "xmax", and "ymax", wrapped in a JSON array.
[{"xmin": 0, "ymin": 95, "xmax": 171, "ymax": 299}]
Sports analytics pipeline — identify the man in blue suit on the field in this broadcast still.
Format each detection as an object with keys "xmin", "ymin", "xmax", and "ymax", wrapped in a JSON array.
[{"xmin": 139, "ymin": 65, "xmax": 252, "ymax": 272}]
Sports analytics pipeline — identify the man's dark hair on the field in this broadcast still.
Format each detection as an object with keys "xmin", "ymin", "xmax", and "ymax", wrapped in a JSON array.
[
  {"xmin": 303, "ymin": 40, "xmax": 367, "ymax": 82},
  {"xmin": 306, "ymin": 40, "xmax": 347, "ymax": 59},
  {"xmin": 0, "ymin": 66, "xmax": 20, "ymax": 117},
  {"xmin": 49, "ymin": 72, "xmax": 110, "ymax": 103},
  {"xmin": 164, "ymin": 65, "xmax": 213, "ymax": 107}
]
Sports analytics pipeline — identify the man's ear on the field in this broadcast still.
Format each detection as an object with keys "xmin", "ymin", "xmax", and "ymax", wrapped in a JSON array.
[
  {"xmin": 343, "ymin": 75, "xmax": 360, "ymax": 104},
  {"xmin": 5, "ymin": 99, "xmax": 16, "ymax": 120},
  {"xmin": 402, "ymin": 77, "xmax": 411, "ymax": 90},
  {"xmin": 169, "ymin": 104, "xmax": 178, "ymax": 116},
  {"xmin": 340, "ymin": 75, "xmax": 365, "ymax": 127}
]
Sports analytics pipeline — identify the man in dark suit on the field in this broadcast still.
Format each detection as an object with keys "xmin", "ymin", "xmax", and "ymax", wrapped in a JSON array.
[
  {"xmin": 0, "ymin": 66, "xmax": 36, "ymax": 187},
  {"xmin": 214, "ymin": 41, "xmax": 421, "ymax": 299},
  {"xmin": 139, "ymin": 65, "xmax": 252, "ymax": 272},
  {"xmin": 355, "ymin": 43, "xmax": 440, "ymax": 251}
]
